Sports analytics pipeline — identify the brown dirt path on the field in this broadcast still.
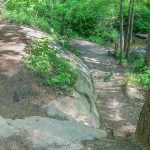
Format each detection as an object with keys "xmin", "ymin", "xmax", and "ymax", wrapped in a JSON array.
[
  {"xmin": 0, "ymin": 24, "xmax": 57, "ymax": 119},
  {"xmin": 70, "ymin": 39, "xmax": 143, "ymax": 138}
]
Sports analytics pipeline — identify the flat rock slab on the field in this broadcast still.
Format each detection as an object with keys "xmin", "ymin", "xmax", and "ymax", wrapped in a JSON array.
[
  {"xmin": 0, "ymin": 116, "xmax": 106, "ymax": 150},
  {"xmin": 136, "ymin": 33, "xmax": 148, "ymax": 39}
]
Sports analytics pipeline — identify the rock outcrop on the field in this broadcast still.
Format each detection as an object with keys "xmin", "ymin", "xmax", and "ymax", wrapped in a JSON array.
[
  {"xmin": 20, "ymin": 25, "xmax": 100, "ymax": 128},
  {"xmin": 0, "ymin": 116, "xmax": 106, "ymax": 150},
  {"xmin": 0, "ymin": 24, "xmax": 102, "ymax": 149}
]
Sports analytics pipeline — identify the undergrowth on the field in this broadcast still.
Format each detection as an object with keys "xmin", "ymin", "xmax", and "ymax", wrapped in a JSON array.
[
  {"xmin": 24, "ymin": 37, "xmax": 77, "ymax": 92},
  {"xmin": 125, "ymin": 59, "xmax": 150, "ymax": 86}
]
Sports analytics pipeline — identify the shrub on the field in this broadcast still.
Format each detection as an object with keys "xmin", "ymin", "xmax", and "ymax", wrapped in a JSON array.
[
  {"xmin": 134, "ymin": 4, "xmax": 150, "ymax": 33},
  {"xmin": 3, "ymin": 0, "xmax": 119, "ymax": 43}
]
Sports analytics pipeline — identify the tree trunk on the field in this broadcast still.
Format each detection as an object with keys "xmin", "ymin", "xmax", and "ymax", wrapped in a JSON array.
[
  {"xmin": 136, "ymin": 86, "xmax": 150, "ymax": 147},
  {"xmin": 115, "ymin": 42, "xmax": 119, "ymax": 56},
  {"xmin": 60, "ymin": 17, "xmax": 65, "ymax": 36},
  {"xmin": 143, "ymin": 31, "xmax": 150, "ymax": 67},
  {"xmin": 60, "ymin": 0, "xmax": 66, "ymax": 36},
  {"xmin": 125, "ymin": 0, "xmax": 135, "ymax": 60},
  {"xmin": 124, "ymin": 0, "xmax": 132, "ymax": 53},
  {"xmin": 120, "ymin": 0, "xmax": 124, "ymax": 64}
]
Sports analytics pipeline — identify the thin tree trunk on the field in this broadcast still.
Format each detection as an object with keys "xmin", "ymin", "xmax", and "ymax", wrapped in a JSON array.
[
  {"xmin": 60, "ymin": 17, "xmax": 65, "ymax": 36},
  {"xmin": 120, "ymin": 0, "xmax": 124, "ymax": 64},
  {"xmin": 124, "ymin": 0, "xmax": 132, "ymax": 53},
  {"xmin": 115, "ymin": 42, "xmax": 119, "ymax": 56},
  {"xmin": 126, "ymin": 0, "xmax": 135, "ymax": 60},
  {"xmin": 60, "ymin": 0, "xmax": 66, "ymax": 36},
  {"xmin": 136, "ymin": 86, "xmax": 150, "ymax": 147},
  {"xmin": 143, "ymin": 31, "xmax": 150, "ymax": 67}
]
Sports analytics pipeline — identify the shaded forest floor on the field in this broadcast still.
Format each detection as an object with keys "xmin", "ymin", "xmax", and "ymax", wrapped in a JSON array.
[{"xmin": 70, "ymin": 39, "xmax": 145, "ymax": 149}]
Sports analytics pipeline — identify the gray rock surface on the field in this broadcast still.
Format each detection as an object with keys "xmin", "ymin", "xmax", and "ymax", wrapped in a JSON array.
[
  {"xmin": 21, "ymin": 25, "xmax": 100, "ymax": 128},
  {"xmin": 45, "ymin": 91, "xmax": 99, "ymax": 128},
  {"xmin": 0, "ymin": 116, "xmax": 106, "ymax": 150},
  {"xmin": 58, "ymin": 50, "xmax": 99, "ymax": 128},
  {"xmin": 136, "ymin": 33, "xmax": 148, "ymax": 39}
]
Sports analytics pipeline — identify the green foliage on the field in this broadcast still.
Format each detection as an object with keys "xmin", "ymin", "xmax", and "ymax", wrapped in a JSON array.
[
  {"xmin": 126, "ymin": 59, "xmax": 150, "ymax": 86},
  {"xmin": 132, "ymin": 59, "xmax": 144, "ymax": 71},
  {"xmin": 3, "ymin": 0, "xmax": 119, "ymax": 43},
  {"xmin": 123, "ymin": 1, "xmax": 150, "ymax": 34},
  {"xmin": 3, "ymin": 6, "xmax": 50, "ymax": 33},
  {"xmin": 122, "ymin": 58, "xmax": 128, "ymax": 67},
  {"xmin": 134, "ymin": 3, "xmax": 150, "ymax": 33},
  {"xmin": 2, "ymin": 0, "xmax": 150, "ymax": 44},
  {"xmin": 25, "ymin": 37, "xmax": 77, "ymax": 92}
]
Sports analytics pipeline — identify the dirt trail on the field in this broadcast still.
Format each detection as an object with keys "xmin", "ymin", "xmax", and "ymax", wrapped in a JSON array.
[
  {"xmin": 0, "ymin": 25, "xmax": 56, "ymax": 119},
  {"xmin": 70, "ymin": 39, "xmax": 143, "ymax": 138}
]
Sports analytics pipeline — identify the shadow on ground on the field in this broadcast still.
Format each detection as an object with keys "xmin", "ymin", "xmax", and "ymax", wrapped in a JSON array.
[{"xmin": 0, "ymin": 25, "xmax": 56, "ymax": 119}]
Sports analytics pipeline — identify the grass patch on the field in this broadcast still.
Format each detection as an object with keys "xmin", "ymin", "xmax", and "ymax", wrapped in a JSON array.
[{"xmin": 24, "ymin": 37, "xmax": 77, "ymax": 92}]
